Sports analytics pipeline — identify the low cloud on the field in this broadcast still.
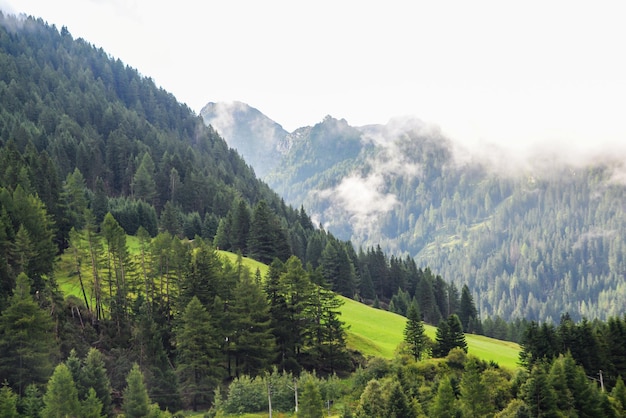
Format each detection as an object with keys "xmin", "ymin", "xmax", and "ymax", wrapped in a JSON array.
[{"xmin": 316, "ymin": 173, "xmax": 398, "ymax": 236}]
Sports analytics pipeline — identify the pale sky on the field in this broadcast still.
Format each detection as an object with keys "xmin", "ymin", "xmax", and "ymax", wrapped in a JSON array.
[{"xmin": 2, "ymin": 0, "xmax": 626, "ymax": 154}]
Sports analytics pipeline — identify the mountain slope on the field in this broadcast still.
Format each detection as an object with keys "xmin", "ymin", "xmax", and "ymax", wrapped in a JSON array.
[
  {"xmin": 200, "ymin": 101, "xmax": 289, "ymax": 178},
  {"xmin": 203, "ymin": 103, "xmax": 626, "ymax": 323}
]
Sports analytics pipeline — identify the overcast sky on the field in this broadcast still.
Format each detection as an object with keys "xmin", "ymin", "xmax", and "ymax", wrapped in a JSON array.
[{"xmin": 2, "ymin": 0, "xmax": 625, "ymax": 155}]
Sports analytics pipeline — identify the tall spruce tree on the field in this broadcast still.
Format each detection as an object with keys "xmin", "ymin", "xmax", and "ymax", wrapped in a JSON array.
[
  {"xmin": 459, "ymin": 357, "xmax": 492, "ymax": 417},
  {"xmin": 0, "ymin": 382, "xmax": 18, "ymax": 418},
  {"xmin": 404, "ymin": 301, "xmax": 428, "ymax": 361},
  {"xmin": 0, "ymin": 273, "xmax": 57, "ymax": 393},
  {"xmin": 41, "ymin": 364, "xmax": 80, "ymax": 418},
  {"xmin": 248, "ymin": 200, "xmax": 290, "ymax": 264},
  {"xmin": 433, "ymin": 314, "xmax": 467, "ymax": 357},
  {"xmin": 176, "ymin": 296, "xmax": 221, "ymax": 411},
  {"xmin": 80, "ymin": 348, "xmax": 113, "ymax": 417},
  {"xmin": 122, "ymin": 364, "xmax": 151, "ymax": 418},
  {"xmin": 229, "ymin": 271, "xmax": 275, "ymax": 378},
  {"xmin": 429, "ymin": 376, "xmax": 458, "ymax": 418}
]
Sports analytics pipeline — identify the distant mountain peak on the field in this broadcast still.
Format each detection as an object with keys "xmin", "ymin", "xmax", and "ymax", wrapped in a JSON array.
[{"xmin": 200, "ymin": 101, "xmax": 289, "ymax": 178}]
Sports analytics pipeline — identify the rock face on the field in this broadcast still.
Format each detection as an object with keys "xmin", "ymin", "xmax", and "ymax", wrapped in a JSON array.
[{"xmin": 200, "ymin": 101, "xmax": 289, "ymax": 178}]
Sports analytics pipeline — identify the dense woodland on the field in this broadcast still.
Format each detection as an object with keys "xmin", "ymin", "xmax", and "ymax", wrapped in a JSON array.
[
  {"xmin": 1, "ymin": 11, "xmax": 626, "ymax": 417},
  {"xmin": 265, "ymin": 115, "xmax": 626, "ymax": 324}
]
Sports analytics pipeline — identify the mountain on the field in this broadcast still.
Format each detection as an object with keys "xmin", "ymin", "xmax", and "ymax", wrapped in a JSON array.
[
  {"xmin": 200, "ymin": 101, "xmax": 289, "ymax": 178},
  {"xmin": 204, "ymin": 104, "xmax": 626, "ymax": 324}
]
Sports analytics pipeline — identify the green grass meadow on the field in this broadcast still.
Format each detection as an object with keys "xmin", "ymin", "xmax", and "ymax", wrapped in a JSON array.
[{"xmin": 339, "ymin": 295, "xmax": 521, "ymax": 370}]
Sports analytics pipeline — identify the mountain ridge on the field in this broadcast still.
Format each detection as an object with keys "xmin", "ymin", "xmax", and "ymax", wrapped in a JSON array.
[{"xmin": 201, "ymin": 101, "xmax": 626, "ymax": 323}]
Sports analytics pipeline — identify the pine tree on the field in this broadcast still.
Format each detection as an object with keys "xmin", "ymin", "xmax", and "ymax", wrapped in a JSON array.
[
  {"xmin": 0, "ymin": 382, "xmax": 18, "ymax": 418},
  {"xmin": 80, "ymin": 348, "xmax": 112, "ymax": 417},
  {"xmin": 355, "ymin": 379, "xmax": 385, "ymax": 418},
  {"xmin": 459, "ymin": 357, "xmax": 492, "ymax": 417},
  {"xmin": 122, "ymin": 364, "xmax": 151, "ymax": 418},
  {"xmin": 521, "ymin": 364, "xmax": 559, "ymax": 418},
  {"xmin": 41, "ymin": 364, "xmax": 81, "ymax": 418},
  {"xmin": 433, "ymin": 314, "xmax": 467, "ymax": 357},
  {"xmin": 0, "ymin": 273, "xmax": 57, "ymax": 393},
  {"xmin": 404, "ymin": 301, "xmax": 428, "ymax": 361},
  {"xmin": 384, "ymin": 381, "xmax": 412, "ymax": 418},
  {"xmin": 459, "ymin": 284, "xmax": 478, "ymax": 332},
  {"xmin": 176, "ymin": 296, "xmax": 221, "ymax": 411},
  {"xmin": 429, "ymin": 376, "xmax": 458, "ymax": 418},
  {"xmin": 248, "ymin": 200, "xmax": 290, "ymax": 264},
  {"xmin": 20, "ymin": 384, "xmax": 44, "ymax": 418},
  {"xmin": 611, "ymin": 376, "xmax": 626, "ymax": 414},
  {"xmin": 81, "ymin": 388, "xmax": 105, "ymax": 418},
  {"xmin": 229, "ymin": 271, "xmax": 275, "ymax": 378},
  {"xmin": 298, "ymin": 376, "xmax": 323, "ymax": 418},
  {"xmin": 133, "ymin": 153, "xmax": 157, "ymax": 203},
  {"xmin": 230, "ymin": 199, "xmax": 251, "ymax": 253}
]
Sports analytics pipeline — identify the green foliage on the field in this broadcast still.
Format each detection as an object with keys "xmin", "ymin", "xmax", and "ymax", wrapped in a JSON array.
[
  {"xmin": 298, "ymin": 375, "xmax": 323, "ymax": 418},
  {"xmin": 0, "ymin": 273, "xmax": 57, "ymax": 393},
  {"xmin": 429, "ymin": 376, "xmax": 458, "ymax": 418},
  {"xmin": 41, "ymin": 363, "xmax": 81, "ymax": 418},
  {"xmin": 80, "ymin": 348, "xmax": 113, "ymax": 417},
  {"xmin": 459, "ymin": 357, "xmax": 493, "ymax": 417},
  {"xmin": 123, "ymin": 364, "xmax": 151, "ymax": 418},
  {"xmin": 247, "ymin": 200, "xmax": 290, "ymax": 264},
  {"xmin": 404, "ymin": 301, "xmax": 428, "ymax": 361},
  {"xmin": 176, "ymin": 297, "xmax": 221, "ymax": 410},
  {"xmin": 81, "ymin": 388, "xmax": 105, "ymax": 418},
  {"xmin": 433, "ymin": 314, "xmax": 467, "ymax": 357},
  {"xmin": 20, "ymin": 384, "xmax": 44, "ymax": 418},
  {"xmin": 0, "ymin": 382, "xmax": 18, "ymax": 418},
  {"xmin": 229, "ymin": 270, "xmax": 275, "ymax": 378}
]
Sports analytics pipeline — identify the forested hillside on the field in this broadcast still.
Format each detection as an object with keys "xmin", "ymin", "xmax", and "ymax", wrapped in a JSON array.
[
  {"xmin": 3, "ymin": 11, "xmax": 626, "ymax": 417},
  {"xmin": 257, "ymin": 114, "xmax": 626, "ymax": 323}
]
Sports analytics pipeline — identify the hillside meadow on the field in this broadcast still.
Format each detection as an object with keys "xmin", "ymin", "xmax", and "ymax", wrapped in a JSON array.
[{"xmin": 56, "ymin": 241, "xmax": 520, "ymax": 371}]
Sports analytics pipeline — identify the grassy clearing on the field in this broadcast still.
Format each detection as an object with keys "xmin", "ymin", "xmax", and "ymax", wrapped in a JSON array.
[
  {"xmin": 340, "ymin": 295, "xmax": 521, "ymax": 370},
  {"xmin": 216, "ymin": 250, "xmax": 269, "ymax": 278}
]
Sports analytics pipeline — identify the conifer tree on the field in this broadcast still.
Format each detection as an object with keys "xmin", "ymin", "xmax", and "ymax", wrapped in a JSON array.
[
  {"xmin": 355, "ymin": 379, "xmax": 385, "ymax": 418},
  {"xmin": 176, "ymin": 296, "xmax": 221, "ymax": 410},
  {"xmin": 248, "ymin": 200, "xmax": 290, "ymax": 264},
  {"xmin": 459, "ymin": 357, "xmax": 492, "ymax": 417},
  {"xmin": 384, "ymin": 381, "xmax": 412, "ymax": 418},
  {"xmin": 0, "ymin": 273, "xmax": 57, "ymax": 393},
  {"xmin": 229, "ymin": 271, "xmax": 275, "ymax": 378},
  {"xmin": 521, "ymin": 364, "xmax": 559, "ymax": 418},
  {"xmin": 0, "ymin": 382, "xmax": 18, "ymax": 418},
  {"xmin": 80, "ymin": 348, "xmax": 112, "ymax": 417},
  {"xmin": 122, "ymin": 364, "xmax": 151, "ymax": 418},
  {"xmin": 41, "ymin": 364, "xmax": 80, "ymax": 418},
  {"xmin": 429, "ymin": 376, "xmax": 458, "ymax": 418},
  {"xmin": 20, "ymin": 384, "xmax": 44, "ymax": 418},
  {"xmin": 81, "ymin": 388, "xmax": 105, "ymax": 418},
  {"xmin": 433, "ymin": 314, "xmax": 467, "ymax": 357},
  {"xmin": 298, "ymin": 376, "xmax": 323, "ymax": 418},
  {"xmin": 404, "ymin": 301, "xmax": 428, "ymax": 361},
  {"xmin": 459, "ymin": 284, "xmax": 479, "ymax": 332}
]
